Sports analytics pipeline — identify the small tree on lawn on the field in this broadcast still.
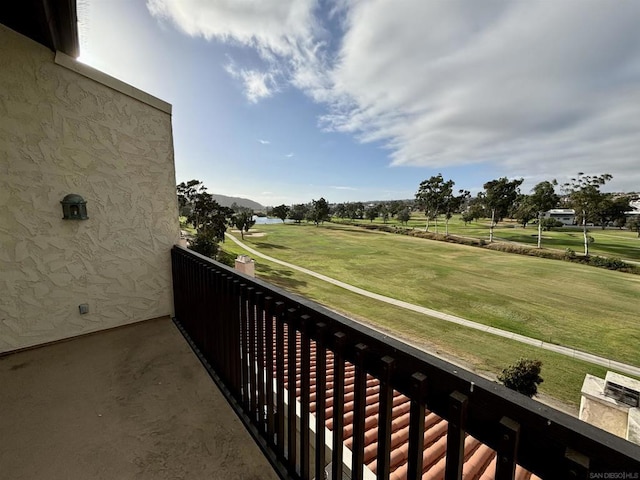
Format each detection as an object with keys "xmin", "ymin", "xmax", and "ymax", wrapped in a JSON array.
[
  {"xmin": 498, "ymin": 358, "xmax": 544, "ymax": 398},
  {"xmin": 628, "ymin": 216, "xmax": 640, "ymax": 237},
  {"xmin": 563, "ymin": 173, "xmax": 612, "ymax": 255},
  {"xmin": 310, "ymin": 197, "xmax": 330, "ymax": 226},
  {"xmin": 271, "ymin": 204, "xmax": 290, "ymax": 223},
  {"xmin": 483, "ymin": 177, "xmax": 523, "ymax": 242},
  {"xmin": 233, "ymin": 210, "xmax": 256, "ymax": 239},
  {"xmin": 365, "ymin": 205, "xmax": 379, "ymax": 222},
  {"xmin": 397, "ymin": 208, "xmax": 411, "ymax": 225}
]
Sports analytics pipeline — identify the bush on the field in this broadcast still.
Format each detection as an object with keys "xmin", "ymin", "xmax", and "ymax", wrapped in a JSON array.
[
  {"xmin": 541, "ymin": 218, "xmax": 563, "ymax": 230},
  {"xmin": 588, "ymin": 255, "xmax": 629, "ymax": 271},
  {"xmin": 216, "ymin": 249, "xmax": 236, "ymax": 267},
  {"xmin": 189, "ymin": 232, "xmax": 219, "ymax": 258},
  {"xmin": 498, "ymin": 358, "xmax": 543, "ymax": 398}
]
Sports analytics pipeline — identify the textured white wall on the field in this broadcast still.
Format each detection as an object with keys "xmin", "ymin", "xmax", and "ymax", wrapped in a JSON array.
[{"xmin": 0, "ymin": 25, "xmax": 180, "ymax": 352}]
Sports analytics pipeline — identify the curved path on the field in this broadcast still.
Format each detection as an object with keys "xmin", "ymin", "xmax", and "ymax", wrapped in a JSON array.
[{"xmin": 226, "ymin": 233, "xmax": 640, "ymax": 377}]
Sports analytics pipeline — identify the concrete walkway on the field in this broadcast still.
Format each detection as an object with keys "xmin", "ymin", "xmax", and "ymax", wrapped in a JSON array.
[
  {"xmin": 0, "ymin": 317, "xmax": 279, "ymax": 480},
  {"xmin": 226, "ymin": 233, "xmax": 640, "ymax": 378}
]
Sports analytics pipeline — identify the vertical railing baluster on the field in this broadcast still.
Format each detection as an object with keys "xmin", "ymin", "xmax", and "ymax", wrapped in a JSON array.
[
  {"xmin": 286, "ymin": 308, "xmax": 298, "ymax": 474},
  {"xmin": 264, "ymin": 296, "xmax": 276, "ymax": 446},
  {"xmin": 247, "ymin": 287, "xmax": 257, "ymax": 420},
  {"xmin": 314, "ymin": 322, "xmax": 328, "ymax": 480},
  {"xmin": 445, "ymin": 391, "xmax": 468, "ymax": 480},
  {"xmin": 239, "ymin": 284, "xmax": 250, "ymax": 411},
  {"xmin": 210, "ymin": 269, "xmax": 220, "ymax": 375},
  {"xmin": 256, "ymin": 292, "xmax": 266, "ymax": 431},
  {"xmin": 407, "ymin": 372, "xmax": 427, "ymax": 480},
  {"xmin": 275, "ymin": 301, "xmax": 286, "ymax": 461},
  {"xmin": 300, "ymin": 314, "xmax": 312, "ymax": 479},
  {"xmin": 352, "ymin": 343, "xmax": 369, "ymax": 480},
  {"xmin": 231, "ymin": 279, "xmax": 241, "ymax": 401},
  {"xmin": 332, "ymin": 332, "xmax": 347, "ymax": 480},
  {"xmin": 495, "ymin": 417, "xmax": 520, "ymax": 480},
  {"xmin": 377, "ymin": 356, "xmax": 395, "ymax": 480},
  {"xmin": 218, "ymin": 270, "xmax": 229, "ymax": 385}
]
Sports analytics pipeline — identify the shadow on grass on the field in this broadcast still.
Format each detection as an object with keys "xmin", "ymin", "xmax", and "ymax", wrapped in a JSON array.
[
  {"xmin": 252, "ymin": 242, "xmax": 290, "ymax": 250},
  {"xmin": 256, "ymin": 264, "xmax": 307, "ymax": 291},
  {"xmin": 322, "ymin": 224, "xmax": 383, "ymax": 234}
]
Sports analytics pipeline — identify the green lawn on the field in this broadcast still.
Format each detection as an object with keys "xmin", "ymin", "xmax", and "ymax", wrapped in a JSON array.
[
  {"xmin": 336, "ymin": 213, "xmax": 640, "ymax": 262},
  {"xmin": 228, "ymin": 223, "xmax": 640, "ymax": 367},
  {"xmin": 220, "ymin": 237, "xmax": 616, "ymax": 408}
]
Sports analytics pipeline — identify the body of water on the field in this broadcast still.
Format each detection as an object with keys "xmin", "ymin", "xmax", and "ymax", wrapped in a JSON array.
[{"xmin": 253, "ymin": 216, "xmax": 289, "ymax": 225}]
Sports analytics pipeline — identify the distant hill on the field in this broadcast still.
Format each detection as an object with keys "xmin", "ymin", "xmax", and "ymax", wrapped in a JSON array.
[{"xmin": 211, "ymin": 194, "xmax": 264, "ymax": 211}]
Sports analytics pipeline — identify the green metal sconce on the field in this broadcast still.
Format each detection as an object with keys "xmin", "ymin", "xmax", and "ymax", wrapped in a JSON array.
[{"xmin": 61, "ymin": 194, "xmax": 88, "ymax": 220}]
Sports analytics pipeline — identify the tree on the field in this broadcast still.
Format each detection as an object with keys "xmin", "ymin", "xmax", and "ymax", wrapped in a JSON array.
[
  {"xmin": 563, "ymin": 173, "xmax": 612, "ymax": 255},
  {"xmin": 365, "ymin": 205, "xmax": 379, "ymax": 222},
  {"xmin": 233, "ymin": 210, "xmax": 256, "ymax": 239},
  {"xmin": 397, "ymin": 208, "xmax": 411, "ymax": 225},
  {"xmin": 498, "ymin": 358, "xmax": 544, "ymax": 398},
  {"xmin": 271, "ymin": 204, "xmax": 290, "ymax": 223},
  {"xmin": 443, "ymin": 189, "xmax": 469, "ymax": 236},
  {"xmin": 178, "ymin": 180, "xmax": 233, "ymax": 258},
  {"xmin": 333, "ymin": 203, "xmax": 348, "ymax": 219},
  {"xmin": 596, "ymin": 195, "xmax": 632, "ymax": 230},
  {"xmin": 177, "ymin": 179, "xmax": 206, "ymax": 218},
  {"xmin": 310, "ymin": 198, "xmax": 330, "ymax": 225},
  {"xmin": 512, "ymin": 195, "xmax": 537, "ymax": 228},
  {"xmin": 345, "ymin": 201, "xmax": 365, "ymax": 220},
  {"xmin": 627, "ymin": 216, "xmax": 640, "ymax": 237},
  {"xmin": 387, "ymin": 200, "xmax": 405, "ymax": 218},
  {"xmin": 483, "ymin": 177, "xmax": 523, "ymax": 242},
  {"xmin": 529, "ymin": 180, "xmax": 560, "ymax": 248},
  {"xmin": 461, "ymin": 196, "xmax": 486, "ymax": 226},
  {"xmin": 289, "ymin": 204, "xmax": 308, "ymax": 223},
  {"xmin": 415, "ymin": 174, "xmax": 454, "ymax": 233}
]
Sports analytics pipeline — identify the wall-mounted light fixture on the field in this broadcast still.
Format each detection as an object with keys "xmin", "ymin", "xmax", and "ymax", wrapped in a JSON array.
[{"xmin": 61, "ymin": 194, "xmax": 88, "ymax": 220}]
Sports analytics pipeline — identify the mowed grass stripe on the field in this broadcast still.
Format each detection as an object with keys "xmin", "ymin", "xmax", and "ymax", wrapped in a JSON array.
[
  {"xmin": 220, "ymin": 239, "xmax": 617, "ymax": 408},
  {"xmin": 232, "ymin": 223, "xmax": 640, "ymax": 366}
]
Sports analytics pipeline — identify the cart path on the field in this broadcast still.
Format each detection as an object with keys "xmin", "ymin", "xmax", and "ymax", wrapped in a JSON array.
[{"xmin": 226, "ymin": 233, "xmax": 640, "ymax": 377}]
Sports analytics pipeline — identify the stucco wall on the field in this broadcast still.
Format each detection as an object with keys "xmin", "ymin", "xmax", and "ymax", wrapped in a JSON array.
[{"xmin": 0, "ymin": 24, "xmax": 180, "ymax": 353}]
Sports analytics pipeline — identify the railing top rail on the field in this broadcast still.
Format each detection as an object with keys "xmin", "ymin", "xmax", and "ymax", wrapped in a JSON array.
[{"xmin": 172, "ymin": 245, "xmax": 640, "ymax": 475}]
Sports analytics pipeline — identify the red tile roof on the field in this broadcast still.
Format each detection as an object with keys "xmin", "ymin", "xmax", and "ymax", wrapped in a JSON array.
[{"xmin": 276, "ymin": 330, "xmax": 541, "ymax": 479}]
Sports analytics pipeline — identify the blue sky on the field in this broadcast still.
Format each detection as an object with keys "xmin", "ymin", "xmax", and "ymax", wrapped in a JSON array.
[{"xmin": 78, "ymin": 1, "xmax": 640, "ymax": 206}]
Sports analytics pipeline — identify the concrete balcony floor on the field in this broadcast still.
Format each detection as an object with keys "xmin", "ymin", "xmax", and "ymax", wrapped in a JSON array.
[{"xmin": 0, "ymin": 317, "xmax": 280, "ymax": 480}]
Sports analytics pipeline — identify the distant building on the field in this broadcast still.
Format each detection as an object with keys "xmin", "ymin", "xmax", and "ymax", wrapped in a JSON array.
[{"xmin": 542, "ymin": 208, "xmax": 576, "ymax": 226}]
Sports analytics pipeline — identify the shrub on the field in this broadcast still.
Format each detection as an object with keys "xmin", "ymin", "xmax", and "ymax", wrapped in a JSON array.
[
  {"xmin": 189, "ymin": 232, "xmax": 219, "ymax": 258},
  {"xmin": 541, "ymin": 218, "xmax": 563, "ymax": 230},
  {"xmin": 216, "ymin": 249, "xmax": 236, "ymax": 267},
  {"xmin": 498, "ymin": 358, "xmax": 543, "ymax": 398}
]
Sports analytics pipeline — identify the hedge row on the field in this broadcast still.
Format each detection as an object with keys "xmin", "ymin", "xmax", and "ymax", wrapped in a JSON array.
[{"xmin": 340, "ymin": 221, "xmax": 639, "ymax": 275}]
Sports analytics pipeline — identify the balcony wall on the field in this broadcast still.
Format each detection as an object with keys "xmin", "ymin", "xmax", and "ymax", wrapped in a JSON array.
[{"xmin": 0, "ymin": 23, "xmax": 180, "ymax": 353}]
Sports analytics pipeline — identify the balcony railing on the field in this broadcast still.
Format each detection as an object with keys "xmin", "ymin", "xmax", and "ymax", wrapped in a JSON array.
[{"xmin": 171, "ymin": 245, "xmax": 640, "ymax": 480}]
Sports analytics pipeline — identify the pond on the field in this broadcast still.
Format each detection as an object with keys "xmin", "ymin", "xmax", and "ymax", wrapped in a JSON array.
[{"xmin": 252, "ymin": 216, "xmax": 289, "ymax": 225}]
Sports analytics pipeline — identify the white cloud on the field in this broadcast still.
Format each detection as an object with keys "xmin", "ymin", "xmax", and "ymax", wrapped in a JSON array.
[
  {"xmin": 322, "ymin": 1, "xmax": 640, "ymax": 190},
  {"xmin": 149, "ymin": 0, "xmax": 640, "ymax": 191},
  {"xmin": 257, "ymin": 139, "xmax": 271, "ymax": 145},
  {"xmin": 330, "ymin": 186, "xmax": 357, "ymax": 191},
  {"xmin": 285, "ymin": 152, "xmax": 294, "ymax": 158},
  {"xmin": 147, "ymin": 0, "xmax": 324, "ymax": 99},
  {"xmin": 225, "ymin": 64, "xmax": 278, "ymax": 103}
]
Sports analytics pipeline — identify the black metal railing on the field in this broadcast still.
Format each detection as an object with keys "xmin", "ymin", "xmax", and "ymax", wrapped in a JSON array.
[{"xmin": 171, "ymin": 245, "xmax": 640, "ymax": 480}]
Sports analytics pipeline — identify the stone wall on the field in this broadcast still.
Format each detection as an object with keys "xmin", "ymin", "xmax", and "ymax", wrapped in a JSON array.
[{"xmin": 0, "ymin": 24, "xmax": 180, "ymax": 352}]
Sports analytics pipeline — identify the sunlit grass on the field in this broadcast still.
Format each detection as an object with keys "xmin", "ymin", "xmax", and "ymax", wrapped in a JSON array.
[{"xmin": 220, "ymin": 238, "xmax": 623, "ymax": 409}]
